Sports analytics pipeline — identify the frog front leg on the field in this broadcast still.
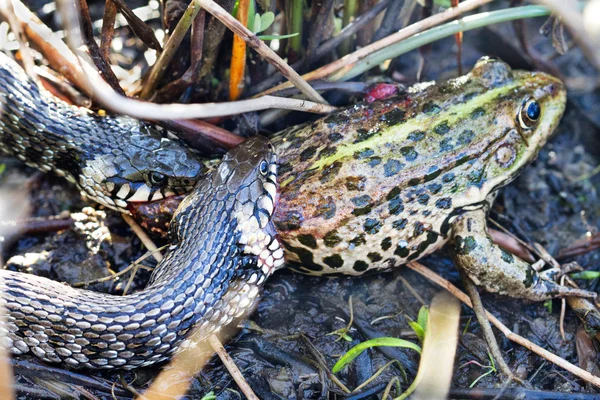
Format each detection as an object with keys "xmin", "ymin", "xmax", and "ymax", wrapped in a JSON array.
[{"xmin": 451, "ymin": 209, "xmax": 595, "ymax": 301}]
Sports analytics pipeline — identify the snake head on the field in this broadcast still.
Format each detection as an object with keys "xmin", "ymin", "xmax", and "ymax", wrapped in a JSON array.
[
  {"xmin": 82, "ymin": 129, "xmax": 204, "ymax": 212},
  {"xmin": 219, "ymin": 136, "xmax": 284, "ymax": 278}
]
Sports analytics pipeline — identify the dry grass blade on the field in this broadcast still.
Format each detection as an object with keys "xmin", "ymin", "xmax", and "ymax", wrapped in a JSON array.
[
  {"xmin": 406, "ymin": 262, "xmax": 600, "ymax": 389},
  {"xmin": 122, "ymin": 214, "xmax": 163, "ymax": 263},
  {"xmin": 208, "ymin": 335, "xmax": 259, "ymax": 400},
  {"xmin": 413, "ymin": 292, "xmax": 460, "ymax": 400}
]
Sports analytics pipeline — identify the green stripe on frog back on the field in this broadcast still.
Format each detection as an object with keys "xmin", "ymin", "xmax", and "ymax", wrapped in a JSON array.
[{"xmin": 308, "ymin": 82, "xmax": 520, "ymax": 172}]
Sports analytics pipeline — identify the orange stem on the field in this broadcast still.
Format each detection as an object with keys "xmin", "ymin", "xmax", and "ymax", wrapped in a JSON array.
[{"xmin": 229, "ymin": 0, "xmax": 250, "ymax": 100}]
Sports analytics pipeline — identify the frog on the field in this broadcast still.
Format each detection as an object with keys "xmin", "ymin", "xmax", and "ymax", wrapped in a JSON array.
[{"xmin": 271, "ymin": 56, "xmax": 595, "ymax": 302}]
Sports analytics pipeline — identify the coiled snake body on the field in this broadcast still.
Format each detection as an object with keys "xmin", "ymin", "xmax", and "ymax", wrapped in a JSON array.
[{"xmin": 0, "ymin": 53, "xmax": 284, "ymax": 369}]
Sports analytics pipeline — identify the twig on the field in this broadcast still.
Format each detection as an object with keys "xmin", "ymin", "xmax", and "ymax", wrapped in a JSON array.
[
  {"xmin": 461, "ymin": 275, "xmax": 514, "ymax": 378},
  {"xmin": 208, "ymin": 335, "xmax": 259, "ymax": 400},
  {"xmin": 195, "ymin": 0, "xmax": 326, "ymax": 104},
  {"xmin": 122, "ymin": 214, "xmax": 163, "ymax": 262},
  {"xmin": 140, "ymin": 0, "xmax": 202, "ymax": 99},
  {"xmin": 70, "ymin": 59, "xmax": 337, "ymax": 118},
  {"xmin": 255, "ymin": 0, "xmax": 495, "ymax": 97},
  {"xmin": 406, "ymin": 262, "xmax": 600, "ymax": 389},
  {"xmin": 72, "ymin": 246, "xmax": 163, "ymax": 288}
]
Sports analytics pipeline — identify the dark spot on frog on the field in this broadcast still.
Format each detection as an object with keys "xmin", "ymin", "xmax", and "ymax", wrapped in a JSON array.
[
  {"xmin": 345, "ymin": 176, "xmax": 366, "ymax": 191},
  {"xmin": 435, "ymin": 197, "xmax": 452, "ymax": 209},
  {"xmin": 363, "ymin": 218, "xmax": 382, "ymax": 234},
  {"xmin": 455, "ymin": 235, "xmax": 477, "ymax": 255},
  {"xmin": 300, "ymin": 146, "xmax": 318, "ymax": 162},
  {"xmin": 417, "ymin": 191, "xmax": 430, "ymax": 205},
  {"xmin": 422, "ymin": 102, "xmax": 441, "ymax": 115},
  {"xmin": 387, "ymin": 187, "xmax": 404, "ymax": 215},
  {"xmin": 354, "ymin": 128, "xmax": 378, "ymax": 143},
  {"xmin": 275, "ymin": 210, "xmax": 303, "ymax": 231},
  {"xmin": 381, "ymin": 237, "xmax": 392, "ymax": 251},
  {"xmin": 424, "ymin": 166, "xmax": 442, "ymax": 183},
  {"xmin": 470, "ymin": 107, "xmax": 486, "ymax": 119},
  {"xmin": 394, "ymin": 241, "xmax": 410, "ymax": 257},
  {"xmin": 324, "ymin": 112, "xmax": 347, "ymax": 127},
  {"xmin": 368, "ymin": 157, "xmax": 382, "ymax": 167},
  {"xmin": 329, "ymin": 132, "xmax": 343, "ymax": 142},
  {"xmin": 279, "ymin": 163, "xmax": 293, "ymax": 175},
  {"xmin": 349, "ymin": 234, "xmax": 366, "ymax": 247},
  {"xmin": 408, "ymin": 231, "xmax": 439, "ymax": 260},
  {"xmin": 324, "ymin": 230, "xmax": 342, "ymax": 247},
  {"xmin": 422, "ymin": 210, "xmax": 431, "ymax": 216},
  {"xmin": 384, "ymin": 159, "xmax": 403, "ymax": 177},
  {"xmin": 367, "ymin": 252, "xmax": 382, "ymax": 262},
  {"xmin": 408, "ymin": 178, "xmax": 421, "ymax": 186},
  {"xmin": 319, "ymin": 146, "xmax": 337, "ymax": 158},
  {"xmin": 354, "ymin": 148, "xmax": 374, "ymax": 159},
  {"xmin": 501, "ymin": 249, "xmax": 514, "ymax": 264},
  {"xmin": 323, "ymin": 254, "xmax": 344, "ymax": 269},
  {"xmin": 400, "ymin": 147, "xmax": 418, "ymax": 162},
  {"xmin": 316, "ymin": 197, "xmax": 336, "ymax": 219},
  {"xmin": 297, "ymin": 234, "xmax": 318, "ymax": 249},
  {"xmin": 414, "ymin": 221, "xmax": 425, "ymax": 236},
  {"xmin": 353, "ymin": 260, "xmax": 369, "ymax": 272},
  {"xmin": 352, "ymin": 194, "xmax": 373, "ymax": 216},
  {"xmin": 440, "ymin": 138, "xmax": 454, "ymax": 152},
  {"xmin": 320, "ymin": 161, "xmax": 343, "ymax": 184},
  {"xmin": 428, "ymin": 182, "xmax": 442, "ymax": 194},
  {"xmin": 442, "ymin": 172, "xmax": 455, "ymax": 183},
  {"xmin": 467, "ymin": 168, "xmax": 485, "ymax": 187},
  {"xmin": 393, "ymin": 219, "xmax": 408, "ymax": 230},
  {"xmin": 381, "ymin": 108, "xmax": 405, "ymax": 125},
  {"xmin": 282, "ymin": 242, "xmax": 322, "ymax": 271},
  {"xmin": 434, "ymin": 121, "xmax": 450, "ymax": 135},
  {"xmin": 457, "ymin": 129, "xmax": 475, "ymax": 146},
  {"xmin": 408, "ymin": 130, "xmax": 426, "ymax": 142}
]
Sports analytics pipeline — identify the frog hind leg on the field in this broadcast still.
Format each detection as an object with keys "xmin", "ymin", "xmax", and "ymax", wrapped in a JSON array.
[{"xmin": 451, "ymin": 209, "xmax": 595, "ymax": 301}]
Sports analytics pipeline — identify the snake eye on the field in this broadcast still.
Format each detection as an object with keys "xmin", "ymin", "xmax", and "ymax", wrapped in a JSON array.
[
  {"xmin": 259, "ymin": 160, "xmax": 268, "ymax": 176},
  {"xmin": 517, "ymin": 98, "xmax": 541, "ymax": 130},
  {"xmin": 149, "ymin": 171, "xmax": 167, "ymax": 186}
]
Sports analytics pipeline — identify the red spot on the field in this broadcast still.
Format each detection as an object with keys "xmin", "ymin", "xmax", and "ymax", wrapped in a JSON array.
[{"xmin": 364, "ymin": 84, "xmax": 400, "ymax": 103}]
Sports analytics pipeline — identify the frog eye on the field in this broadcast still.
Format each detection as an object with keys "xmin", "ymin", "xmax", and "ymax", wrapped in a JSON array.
[
  {"xmin": 259, "ymin": 160, "xmax": 269, "ymax": 176},
  {"xmin": 149, "ymin": 171, "xmax": 168, "ymax": 187},
  {"xmin": 518, "ymin": 98, "xmax": 541, "ymax": 130}
]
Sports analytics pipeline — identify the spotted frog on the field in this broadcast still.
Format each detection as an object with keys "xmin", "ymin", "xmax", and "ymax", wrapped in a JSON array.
[{"xmin": 272, "ymin": 57, "xmax": 594, "ymax": 301}]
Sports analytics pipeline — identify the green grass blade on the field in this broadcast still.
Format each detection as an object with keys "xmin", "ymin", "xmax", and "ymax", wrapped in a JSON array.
[{"xmin": 332, "ymin": 337, "xmax": 421, "ymax": 373}]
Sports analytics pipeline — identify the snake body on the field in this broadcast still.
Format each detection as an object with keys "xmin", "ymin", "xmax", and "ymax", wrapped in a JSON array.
[
  {"xmin": 0, "ymin": 88, "xmax": 283, "ymax": 370},
  {"xmin": 0, "ymin": 53, "xmax": 203, "ymax": 213}
]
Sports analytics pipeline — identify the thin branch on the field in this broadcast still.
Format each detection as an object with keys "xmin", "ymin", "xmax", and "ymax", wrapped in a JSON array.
[
  {"xmin": 140, "ymin": 0, "xmax": 202, "ymax": 99},
  {"xmin": 208, "ymin": 335, "xmax": 259, "ymax": 400}
]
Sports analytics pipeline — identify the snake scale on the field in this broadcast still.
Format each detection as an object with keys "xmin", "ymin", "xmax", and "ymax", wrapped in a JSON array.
[{"xmin": 0, "ymin": 53, "xmax": 285, "ymax": 369}]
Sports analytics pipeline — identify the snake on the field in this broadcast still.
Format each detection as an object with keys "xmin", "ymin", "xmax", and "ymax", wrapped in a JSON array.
[{"xmin": 0, "ymin": 53, "xmax": 285, "ymax": 369}]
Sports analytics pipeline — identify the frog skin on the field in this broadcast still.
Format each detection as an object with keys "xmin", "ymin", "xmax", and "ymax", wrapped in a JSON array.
[{"xmin": 271, "ymin": 57, "xmax": 594, "ymax": 302}]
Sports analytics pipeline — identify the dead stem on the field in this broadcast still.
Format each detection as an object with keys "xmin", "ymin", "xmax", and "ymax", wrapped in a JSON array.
[{"xmin": 208, "ymin": 335, "xmax": 259, "ymax": 400}]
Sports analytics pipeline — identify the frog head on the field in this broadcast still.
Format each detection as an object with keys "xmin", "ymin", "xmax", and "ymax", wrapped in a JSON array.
[{"xmin": 460, "ymin": 56, "xmax": 567, "ymax": 201}]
